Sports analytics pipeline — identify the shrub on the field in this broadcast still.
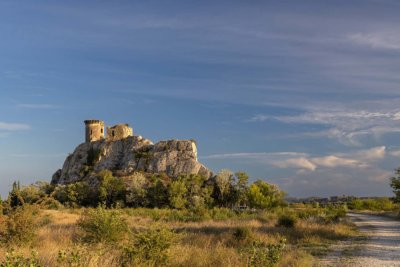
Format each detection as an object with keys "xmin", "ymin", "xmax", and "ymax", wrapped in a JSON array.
[
  {"xmin": 323, "ymin": 205, "xmax": 347, "ymax": 223},
  {"xmin": 52, "ymin": 182, "xmax": 94, "ymax": 207},
  {"xmin": 241, "ymin": 239, "xmax": 286, "ymax": 267},
  {"xmin": 0, "ymin": 250, "xmax": 42, "ymax": 267},
  {"xmin": 210, "ymin": 207, "xmax": 236, "ymax": 220},
  {"xmin": 0, "ymin": 206, "xmax": 38, "ymax": 245},
  {"xmin": 277, "ymin": 214, "xmax": 297, "ymax": 228},
  {"xmin": 77, "ymin": 206, "xmax": 128, "ymax": 243},
  {"xmin": 232, "ymin": 227, "xmax": 253, "ymax": 247},
  {"xmin": 37, "ymin": 214, "xmax": 53, "ymax": 227},
  {"xmin": 36, "ymin": 197, "xmax": 63, "ymax": 210},
  {"xmin": 122, "ymin": 225, "xmax": 178, "ymax": 266},
  {"xmin": 57, "ymin": 246, "xmax": 87, "ymax": 267},
  {"xmin": 20, "ymin": 184, "xmax": 46, "ymax": 204},
  {"xmin": 348, "ymin": 198, "xmax": 394, "ymax": 211},
  {"xmin": 86, "ymin": 147, "xmax": 102, "ymax": 166}
]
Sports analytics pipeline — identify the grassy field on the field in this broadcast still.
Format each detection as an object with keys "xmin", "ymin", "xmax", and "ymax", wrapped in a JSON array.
[{"xmin": 0, "ymin": 206, "xmax": 358, "ymax": 267}]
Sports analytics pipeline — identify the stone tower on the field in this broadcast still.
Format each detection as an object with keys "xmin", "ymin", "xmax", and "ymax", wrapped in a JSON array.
[{"xmin": 84, "ymin": 120, "xmax": 105, "ymax": 142}]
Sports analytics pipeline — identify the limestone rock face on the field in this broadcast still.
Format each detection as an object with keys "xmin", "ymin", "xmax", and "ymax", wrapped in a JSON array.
[{"xmin": 51, "ymin": 136, "xmax": 213, "ymax": 185}]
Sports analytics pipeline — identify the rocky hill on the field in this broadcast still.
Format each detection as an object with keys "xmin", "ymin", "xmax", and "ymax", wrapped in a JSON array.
[{"xmin": 51, "ymin": 135, "xmax": 213, "ymax": 185}]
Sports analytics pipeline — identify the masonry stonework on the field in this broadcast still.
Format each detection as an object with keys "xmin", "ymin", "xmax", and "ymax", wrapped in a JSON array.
[
  {"xmin": 84, "ymin": 120, "xmax": 105, "ymax": 143},
  {"xmin": 85, "ymin": 120, "xmax": 133, "ymax": 143},
  {"xmin": 106, "ymin": 124, "xmax": 133, "ymax": 141}
]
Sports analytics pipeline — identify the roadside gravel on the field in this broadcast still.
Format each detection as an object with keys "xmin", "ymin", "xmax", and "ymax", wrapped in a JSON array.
[{"xmin": 320, "ymin": 213, "xmax": 400, "ymax": 267}]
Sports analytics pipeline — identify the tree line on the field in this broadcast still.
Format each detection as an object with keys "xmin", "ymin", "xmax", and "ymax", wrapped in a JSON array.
[{"xmin": 1, "ymin": 169, "xmax": 286, "ymax": 212}]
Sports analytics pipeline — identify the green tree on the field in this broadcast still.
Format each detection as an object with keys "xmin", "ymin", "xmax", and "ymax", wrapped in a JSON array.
[
  {"xmin": 183, "ymin": 174, "xmax": 212, "ymax": 209},
  {"xmin": 51, "ymin": 182, "xmax": 94, "ymax": 207},
  {"xmin": 147, "ymin": 176, "xmax": 169, "ymax": 208},
  {"xmin": 97, "ymin": 170, "xmax": 126, "ymax": 207},
  {"xmin": 215, "ymin": 169, "xmax": 234, "ymax": 207},
  {"xmin": 168, "ymin": 180, "xmax": 187, "ymax": 209},
  {"xmin": 247, "ymin": 180, "xmax": 285, "ymax": 209},
  {"xmin": 0, "ymin": 195, "xmax": 3, "ymax": 215},
  {"xmin": 125, "ymin": 172, "xmax": 148, "ymax": 207},
  {"xmin": 8, "ymin": 181, "xmax": 25, "ymax": 208},
  {"xmin": 234, "ymin": 171, "xmax": 249, "ymax": 206},
  {"xmin": 390, "ymin": 168, "xmax": 400, "ymax": 202}
]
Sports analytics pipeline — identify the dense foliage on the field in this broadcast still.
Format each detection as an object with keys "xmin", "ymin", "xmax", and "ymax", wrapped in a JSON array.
[
  {"xmin": 0, "ymin": 169, "xmax": 286, "ymax": 211},
  {"xmin": 390, "ymin": 167, "xmax": 400, "ymax": 203}
]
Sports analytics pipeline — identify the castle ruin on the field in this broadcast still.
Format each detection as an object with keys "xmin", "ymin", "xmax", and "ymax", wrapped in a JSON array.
[{"xmin": 84, "ymin": 120, "xmax": 133, "ymax": 142}]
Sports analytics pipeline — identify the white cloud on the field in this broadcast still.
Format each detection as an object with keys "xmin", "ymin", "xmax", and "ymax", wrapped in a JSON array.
[
  {"xmin": 348, "ymin": 32, "xmax": 400, "ymax": 50},
  {"xmin": 311, "ymin": 155, "xmax": 363, "ymax": 168},
  {"xmin": 273, "ymin": 157, "xmax": 317, "ymax": 171},
  {"xmin": 0, "ymin": 122, "xmax": 30, "ymax": 131},
  {"xmin": 389, "ymin": 149, "xmax": 400, "ymax": 157},
  {"xmin": 203, "ymin": 146, "xmax": 386, "ymax": 172},
  {"xmin": 250, "ymin": 99, "xmax": 400, "ymax": 146},
  {"xmin": 201, "ymin": 152, "xmax": 307, "ymax": 160},
  {"xmin": 354, "ymin": 146, "xmax": 386, "ymax": 161}
]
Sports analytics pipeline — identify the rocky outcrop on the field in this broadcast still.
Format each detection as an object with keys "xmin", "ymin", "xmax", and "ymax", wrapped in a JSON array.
[{"xmin": 51, "ymin": 136, "xmax": 213, "ymax": 185}]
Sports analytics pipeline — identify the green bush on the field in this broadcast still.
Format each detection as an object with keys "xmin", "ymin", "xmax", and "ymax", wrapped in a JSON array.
[
  {"xmin": 37, "ymin": 214, "xmax": 53, "ymax": 227},
  {"xmin": 20, "ymin": 184, "xmax": 46, "ymax": 204},
  {"xmin": 0, "ymin": 206, "xmax": 38, "ymax": 245},
  {"xmin": 277, "ymin": 214, "xmax": 297, "ymax": 228},
  {"xmin": 210, "ymin": 207, "xmax": 236, "ymax": 220},
  {"xmin": 348, "ymin": 198, "xmax": 394, "ymax": 211},
  {"xmin": 0, "ymin": 198, "xmax": 3, "ymax": 215},
  {"xmin": 241, "ymin": 239, "xmax": 286, "ymax": 267},
  {"xmin": 0, "ymin": 250, "xmax": 42, "ymax": 267},
  {"xmin": 57, "ymin": 246, "xmax": 87, "ymax": 267},
  {"xmin": 36, "ymin": 197, "xmax": 63, "ymax": 210},
  {"xmin": 122, "ymin": 225, "xmax": 178, "ymax": 266},
  {"xmin": 232, "ymin": 227, "xmax": 253, "ymax": 246},
  {"xmin": 77, "ymin": 206, "xmax": 128, "ymax": 243},
  {"xmin": 86, "ymin": 147, "xmax": 102, "ymax": 166}
]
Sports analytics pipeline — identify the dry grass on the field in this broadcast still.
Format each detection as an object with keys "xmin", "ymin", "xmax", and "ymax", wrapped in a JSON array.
[{"xmin": 0, "ymin": 208, "xmax": 358, "ymax": 267}]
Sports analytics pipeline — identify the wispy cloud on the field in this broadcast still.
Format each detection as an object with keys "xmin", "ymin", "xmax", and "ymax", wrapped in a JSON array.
[
  {"xmin": 17, "ymin": 104, "xmax": 59, "ymax": 109},
  {"xmin": 250, "ymin": 99, "xmax": 400, "ymax": 146},
  {"xmin": 389, "ymin": 149, "xmax": 400, "ymax": 157},
  {"xmin": 348, "ymin": 32, "xmax": 400, "ymax": 50},
  {"xmin": 274, "ymin": 157, "xmax": 317, "ymax": 171},
  {"xmin": 203, "ymin": 146, "xmax": 386, "ymax": 172},
  {"xmin": 202, "ymin": 152, "xmax": 307, "ymax": 160},
  {"xmin": 0, "ymin": 122, "xmax": 30, "ymax": 131}
]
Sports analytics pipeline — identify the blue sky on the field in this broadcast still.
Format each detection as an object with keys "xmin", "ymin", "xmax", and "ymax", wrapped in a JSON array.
[{"xmin": 1, "ymin": 0, "xmax": 400, "ymax": 197}]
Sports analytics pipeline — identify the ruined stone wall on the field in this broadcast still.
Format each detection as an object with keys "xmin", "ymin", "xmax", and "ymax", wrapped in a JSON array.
[
  {"xmin": 85, "ymin": 120, "xmax": 105, "ymax": 142},
  {"xmin": 106, "ymin": 124, "xmax": 133, "ymax": 141}
]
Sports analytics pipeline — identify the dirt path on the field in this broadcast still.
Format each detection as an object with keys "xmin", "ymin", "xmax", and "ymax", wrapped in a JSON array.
[{"xmin": 321, "ymin": 213, "xmax": 400, "ymax": 267}]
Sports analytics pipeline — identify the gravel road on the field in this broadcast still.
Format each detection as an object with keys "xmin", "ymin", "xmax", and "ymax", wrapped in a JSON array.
[{"xmin": 321, "ymin": 213, "xmax": 400, "ymax": 267}]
